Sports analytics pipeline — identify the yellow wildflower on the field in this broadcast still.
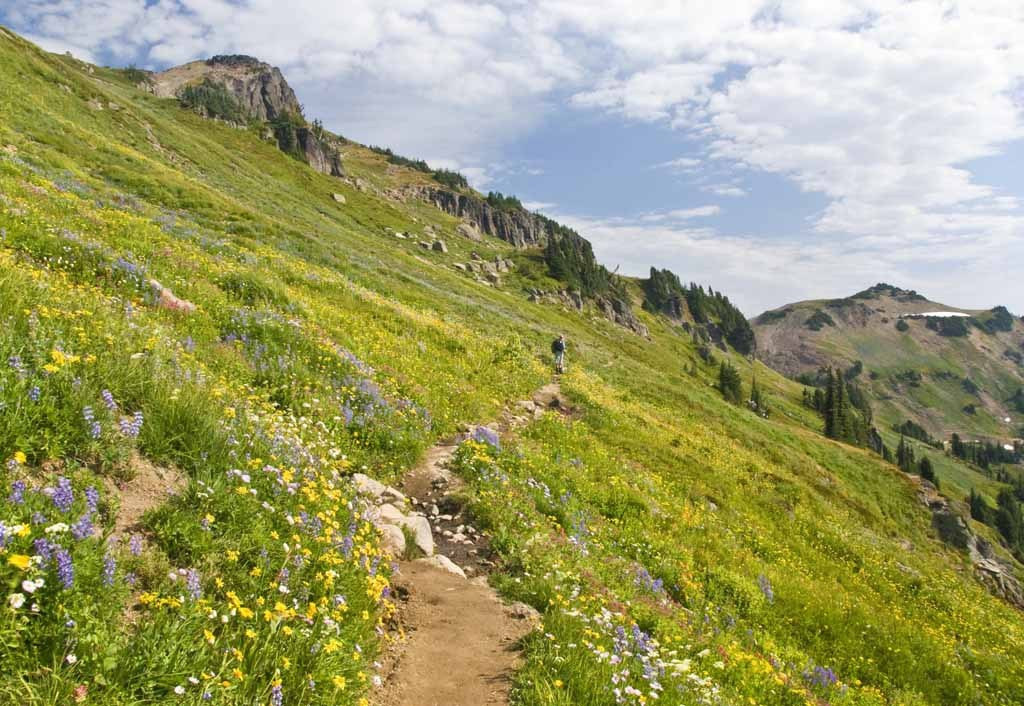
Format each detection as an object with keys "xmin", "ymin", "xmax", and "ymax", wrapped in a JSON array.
[{"xmin": 7, "ymin": 555, "xmax": 31, "ymax": 571}]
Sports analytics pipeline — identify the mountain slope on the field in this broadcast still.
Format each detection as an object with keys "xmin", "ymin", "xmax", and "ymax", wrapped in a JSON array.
[
  {"xmin": 1, "ymin": 28, "xmax": 1023, "ymax": 706},
  {"xmin": 754, "ymin": 283, "xmax": 1024, "ymax": 442}
]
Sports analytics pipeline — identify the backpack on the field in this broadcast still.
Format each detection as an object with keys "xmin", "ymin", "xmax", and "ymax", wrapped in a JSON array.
[{"xmin": 551, "ymin": 338, "xmax": 563, "ymax": 354}]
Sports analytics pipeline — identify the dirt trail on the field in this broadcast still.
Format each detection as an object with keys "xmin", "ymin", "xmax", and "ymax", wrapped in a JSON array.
[
  {"xmin": 374, "ymin": 562, "xmax": 531, "ymax": 706},
  {"xmin": 373, "ymin": 382, "xmax": 568, "ymax": 706}
]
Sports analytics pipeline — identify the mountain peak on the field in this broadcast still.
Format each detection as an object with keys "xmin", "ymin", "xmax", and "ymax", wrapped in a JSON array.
[
  {"xmin": 151, "ymin": 55, "xmax": 301, "ymax": 123},
  {"xmin": 848, "ymin": 282, "xmax": 928, "ymax": 302}
]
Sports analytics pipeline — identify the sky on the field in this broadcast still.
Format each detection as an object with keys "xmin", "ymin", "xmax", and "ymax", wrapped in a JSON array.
[{"xmin": 3, "ymin": 0, "xmax": 1024, "ymax": 315}]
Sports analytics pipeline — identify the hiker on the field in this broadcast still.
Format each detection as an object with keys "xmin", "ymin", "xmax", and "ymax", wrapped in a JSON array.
[{"xmin": 551, "ymin": 334, "xmax": 567, "ymax": 373}]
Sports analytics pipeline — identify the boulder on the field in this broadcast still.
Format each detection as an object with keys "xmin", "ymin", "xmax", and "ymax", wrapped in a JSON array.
[
  {"xmin": 457, "ymin": 222, "xmax": 483, "ymax": 241},
  {"xmin": 485, "ymin": 272, "xmax": 501, "ymax": 285},
  {"xmin": 331, "ymin": 193, "xmax": 346, "ymax": 204},
  {"xmin": 431, "ymin": 240, "xmax": 448, "ymax": 253},
  {"xmin": 352, "ymin": 473, "xmax": 387, "ymax": 499},
  {"xmin": 402, "ymin": 515, "xmax": 434, "ymax": 556},
  {"xmin": 507, "ymin": 602, "xmax": 541, "ymax": 621},
  {"xmin": 378, "ymin": 524, "xmax": 406, "ymax": 557},
  {"xmin": 418, "ymin": 554, "xmax": 466, "ymax": 578},
  {"xmin": 470, "ymin": 251, "xmax": 483, "ymax": 261},
  {"xmin": 418, "ymin": 241, "xmax": 431, "ymax": 250},
  {"xmin": 381, "ymin": 486, "xmax": 406, "ymax": 504},
  {"xmin": 148, "ymin": 279, "xmax": 196, "ymax": 313},
  {"xmin": 453, "ymin": 263, "xmax": 467, "ymax": 272},
  {"xmin": 377, "ymin": 503, "xmax": 406, "ymax": 524}
]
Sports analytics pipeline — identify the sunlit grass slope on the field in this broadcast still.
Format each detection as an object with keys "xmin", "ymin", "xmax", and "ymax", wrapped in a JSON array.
[{"xmin": 1, "ymin": 28, "xmax": 1022, "ymax": 706}]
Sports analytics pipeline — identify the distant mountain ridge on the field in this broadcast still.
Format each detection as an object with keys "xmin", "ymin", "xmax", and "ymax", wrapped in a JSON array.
[{"xmin": 753, "ymin": 283, "xmax": 1024, "ymax": 441}]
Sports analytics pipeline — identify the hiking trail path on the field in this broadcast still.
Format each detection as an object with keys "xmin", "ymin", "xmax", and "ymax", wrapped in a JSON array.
[{"xmin": 370, "ymin": 381, "xmax": 570, "ymax": 706}]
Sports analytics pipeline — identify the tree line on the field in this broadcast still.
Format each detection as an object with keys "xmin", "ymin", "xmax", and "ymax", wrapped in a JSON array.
[{"xmin": 643, "ymin": 268, "xmax": 755, "ymax": 355}]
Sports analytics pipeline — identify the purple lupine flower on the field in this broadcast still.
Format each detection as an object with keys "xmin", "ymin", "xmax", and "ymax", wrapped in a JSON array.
[
  {"xmin": 8, "ymin": 480, "xmax": 26, "ymax": 505},
  {"xmin": 758, "ymin": 574, "xmax": 775, "ymax": 604},
  {"xmin": 129, "ymin": 533, "xmax": 143, "ymax": 556},
  {"xmin": 804, "ymin": 665, "xmax": 838, "ymax": 689},
  {"xmin": 52, "ymin": 477, "xmax": 74, "ymax": 513},
  {"xmin": 186, "ymin": 569, "xmax": 202, "ymax": 600},
  {"xmin": 119, "ymin": 410, "xmax": 144, "ymax": 438},
  {"xmin": 31, "ymin": 511, "xmax": 46, "ymax": 526},
  {"xmin": 71, "ymin": 513, "xmax": 94, "ymax": 541},
  {"xmin": 55, "ymin": 548, "xmax": 74, "ymax": 588},
  {"xmin": 102, "ymin": 553, "xmax": 116, "ymax": 586},
  {"xmin": 270, "ymin": 684, "xmax": 283, "ymax": 706},
  {"xmin": 33, "ymin": 538, "xmax": 52, "ymax": 565},
  {"xmin": 83, "ymin": 407, "xmax": 102, "ymax": 439},
  {"xmin": 85, "ymin": 486, "xmax": 100, "ymax": 512},
  {"xmin": 8, "ymin": 355, "xmax": 24, "ymax": 373},
  {"xmin": 101, "ymin": 389, "xmax": 117, "ymax": 411},
  {"xmin": 471, "ymin": 426, "xmax": 501, "ymax": 449},
  {"xmin": 125, "ymin": 572, "xmax": 137, "ymax": 587},
  {"xmin": 28, "ymin": 386, "xmax": 41, "ymax": 402}
]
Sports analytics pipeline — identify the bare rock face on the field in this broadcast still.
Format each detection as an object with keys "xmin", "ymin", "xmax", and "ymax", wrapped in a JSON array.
[
  {"xmin": 152, "ymin": 55, "xmax": 344, "ymax": 177},
  {"xmin": 408, "ymin": 186, "xmax": 550, "ymax": 247},
  {"xmin": 296, "ymin": 128, "xmax": 344, "ymax": 177},
  {"xmin": 151, "ymin": 55, "xmax": 301, "ymax": 122},
  {"xmin": 918, "ymin": 481, "xmax": 1024, "ymax": 610}
]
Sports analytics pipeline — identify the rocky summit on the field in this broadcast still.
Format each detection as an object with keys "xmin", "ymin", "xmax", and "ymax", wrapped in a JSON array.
[{"xmin": 150, "ymin": 54, "xmax": 343, "ymax": 177}]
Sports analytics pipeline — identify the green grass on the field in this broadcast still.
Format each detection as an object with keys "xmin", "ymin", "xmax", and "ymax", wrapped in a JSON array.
[{"xmin": 1, "ymin": 26, "xmax": 1023, "ymax": 706}]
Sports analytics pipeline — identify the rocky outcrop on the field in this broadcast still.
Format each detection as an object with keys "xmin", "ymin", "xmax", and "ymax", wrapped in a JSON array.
[
  {"xmin": 296, "ymin": 128, "xmax": 344, "ymax": 177},
  {"xmin": 408, "ymin": 186, "xmax": 553, "ymax": 248},
  {"xmin": 151, "ymin": 55, "xmax": 301, "ymax": 122},
  {"xmin": 152, "ymin": 55, "xmax": 344, "ymax": 177},
  {"xmin": 526, "ymin": 288, "xmax": 649, "ymax": 337},
  {"xmin": 918, "ymin": 481, "xmax": 1024, "ymax": 610}
]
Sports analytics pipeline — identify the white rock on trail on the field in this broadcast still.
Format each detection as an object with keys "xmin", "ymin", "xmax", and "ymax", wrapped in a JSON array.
[
  {"xmin": 379, "ymin": 523, "xmax": 406, "ymax": 557},
  {"xmin": 381, "ymin": 486, "xmax": 406, "ymax": 504},
  {"xmin": 418, "ymin": 554, "xmax": 466, "ymax": 578},
  {"xmin": 352, "ymin": 473, "xmax": 387, "ymax": 498},
  {"xmin": 402, "ymin": 515, "xmax": 435, "ymax": 555},
  {"xmin": 377, "ymin": 503, "xmax": 405, "ymax": 525}
]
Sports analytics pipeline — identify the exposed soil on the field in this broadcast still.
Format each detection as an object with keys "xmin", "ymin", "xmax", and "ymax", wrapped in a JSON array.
[
  {"xmin": 103, "ymin": 453, "xmax": 186, "ymax": 538},
  {"xmin": 374, "ymin": 562, "xmax": 533, "ymax": 706}
]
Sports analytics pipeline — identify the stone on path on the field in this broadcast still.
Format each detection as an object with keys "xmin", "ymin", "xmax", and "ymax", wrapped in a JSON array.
[{"xmin": 418, "ymin": 554, "xmax": 466, "ymax": 578}]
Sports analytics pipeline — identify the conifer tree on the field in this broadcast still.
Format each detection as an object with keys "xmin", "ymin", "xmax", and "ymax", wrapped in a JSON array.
[
  {"xmin": 969, "ymin": 488, "xmax": 993, "ymax": 524},
  {"xmin": 824, "ymin": 368, "xmax": 837, "ymax": 438}
]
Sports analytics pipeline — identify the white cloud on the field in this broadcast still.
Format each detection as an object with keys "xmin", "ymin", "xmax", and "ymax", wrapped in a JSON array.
[
  {"xmin": 522, "ymin": 201, "xmax": 556, "ymax": 212},
  {"xmin": 654, "ymin": 156, "xmax": 701, "ymax": 172},
  {"xmin": 705, "ymin": 184, "xmax": 748, "ymax": 198},
  {"xmin": 639, "ymin": 205, "xmax": 721, "ymax": 222}
]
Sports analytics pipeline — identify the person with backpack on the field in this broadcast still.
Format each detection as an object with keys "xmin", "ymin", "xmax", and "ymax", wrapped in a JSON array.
[{"xmin": 551, "ymin": 334, "xmax": 567, "ymax": 373}]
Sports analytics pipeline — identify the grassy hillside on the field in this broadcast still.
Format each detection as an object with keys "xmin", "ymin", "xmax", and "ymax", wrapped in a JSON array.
[
  {"xmin": 1, "ymin": 28, "xmax": 1023, "ymax": 706},
  {"xmin": 753, "ymin": 284, "xmax": 1024, "ymax": 443}
]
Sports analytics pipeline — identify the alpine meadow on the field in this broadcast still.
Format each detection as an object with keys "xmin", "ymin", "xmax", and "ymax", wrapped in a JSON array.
[{"xmin": 1, "ymin": 21, "xmax": 1023, "ymax": 706}]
